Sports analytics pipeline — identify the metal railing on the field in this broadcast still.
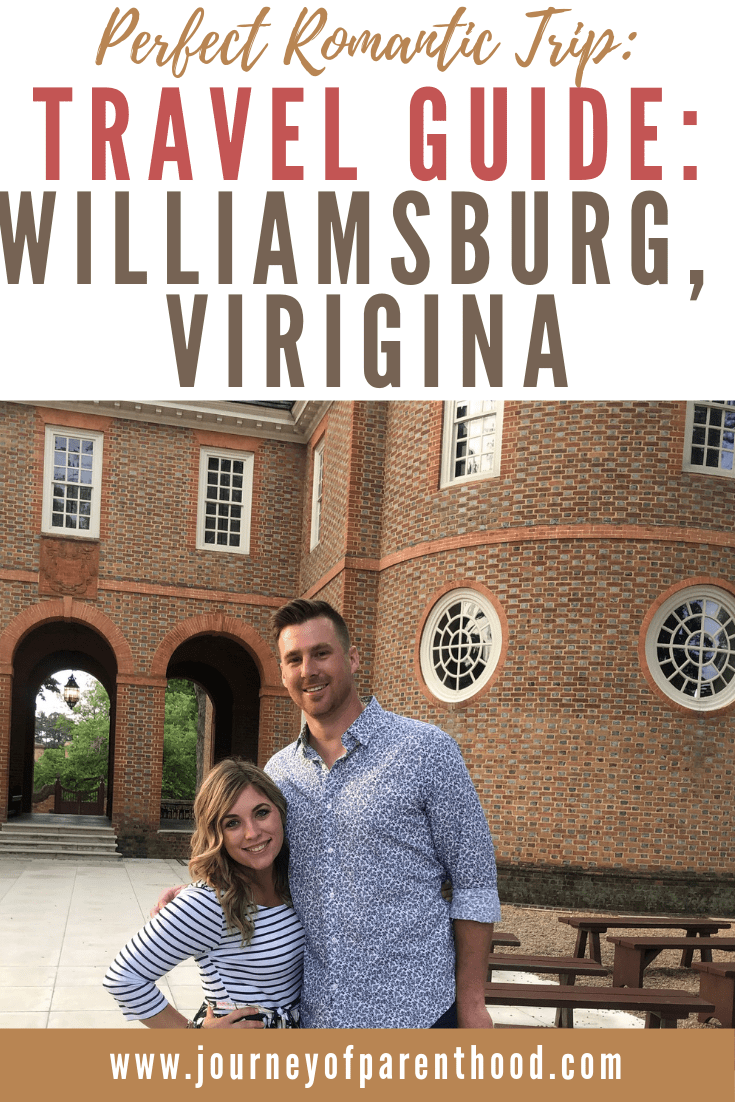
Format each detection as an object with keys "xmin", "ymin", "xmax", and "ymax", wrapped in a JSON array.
[{"xmin": 160, "ymin": 800, "xmax": 195, "ymax": 821}]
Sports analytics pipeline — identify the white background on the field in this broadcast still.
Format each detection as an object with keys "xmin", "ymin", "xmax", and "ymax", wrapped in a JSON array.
[{"xmin": 0, "ymin": 1, "xmax": 731, "ymax": 396}]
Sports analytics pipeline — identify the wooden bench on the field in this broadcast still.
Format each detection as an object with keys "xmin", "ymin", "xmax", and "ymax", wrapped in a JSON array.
[
  {"xmin": 487, "ymin": 954, "xmax": 609, "ymax": 1027},
  {"xmin": 692, "ymin": 961, "xmax": 735, "ymax": 1028},
  {"xmin": 484, "ymin": 982, "xmax": 716, "ymax": 1029},
  {"xmin": 487, "ymin": 954, "xmax": 608, "ymax": 983},
  {"xmin": 558, "ymin": 915, "xmax": 731, "ymax": 966},
  {"xmin": 608, "ymin": 936, "xmax": 735, "ymax": 987}
]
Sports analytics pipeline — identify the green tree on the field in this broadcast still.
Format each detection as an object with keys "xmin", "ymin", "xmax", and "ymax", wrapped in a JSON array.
[
  {"xmin": 32, "ymin": 747, "xmax": 67, "ymax": 789},
  {"xmin": 161, "ymin": 679, "xmax": 198, "ymax": 799},
  {"xmin": 33, "ymin": 681, "xmax": 110, "ymax": 791},
  {"xmin": 36, "ymin": 675, "xmax": 61, "ymax": 702},
  {"xmin": 35, "ymin": 711, "xmax": 74, "ymax": 748}
]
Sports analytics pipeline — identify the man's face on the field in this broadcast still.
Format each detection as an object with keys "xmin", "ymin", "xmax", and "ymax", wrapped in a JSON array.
[{"xmin": 278, "ymin": 616, "xmax": 360, "ymax": 720}]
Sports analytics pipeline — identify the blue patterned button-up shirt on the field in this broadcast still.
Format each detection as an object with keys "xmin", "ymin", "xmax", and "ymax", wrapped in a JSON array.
[{"xmin": 265, "ymin": 697, "xmax": 501, "ymax": 1028}]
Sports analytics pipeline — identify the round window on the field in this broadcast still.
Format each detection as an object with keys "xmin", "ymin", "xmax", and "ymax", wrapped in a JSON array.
[
  {"xmin": 420, "ymin": 588, "xmax": 502, "ymax": 702},
  {"xmin": 645, "ymin": 586, "xmax": 735, "ymax": 711}
]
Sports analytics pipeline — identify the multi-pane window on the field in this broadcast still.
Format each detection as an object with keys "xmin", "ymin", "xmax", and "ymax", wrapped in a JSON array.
[
  {"xmin": 440, "ymin": 401, "xmax": 503, "ymax": 487},
  {"xmin": 684, "ymin": 401, "xmax": 735, "ymax": 476},
  {"xmin": 196, "ymin": 448, "xmax": 254, "ymax": 554},
  {"xmin": 42, "ymin": 426, "xmax": 103, "ymax": 538},
  {"xmin": 645, "ymin": 587, "xmax": 735, "ymax": 711},
  {"xmin": 420, "ymin": 588, "xmax": 503, "ymax": 702},
  {"xmin": 310, "ymin": 440, "xmax": 325, "ymax": 550}
]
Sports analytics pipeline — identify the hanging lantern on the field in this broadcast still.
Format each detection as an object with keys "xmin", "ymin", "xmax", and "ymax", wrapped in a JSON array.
[{"xmin": 63, "ymin": 673, "xmax": 81, "ymax": 711}]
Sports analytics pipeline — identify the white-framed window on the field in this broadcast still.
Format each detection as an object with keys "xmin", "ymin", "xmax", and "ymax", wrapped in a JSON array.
[
  {"xmin": 196, "ymin": 447, "xmax": 254, "ymax": 554},
  {"xmin": 644, "ymin": 586, "xmax": 735, "ymax": 711},
  {"xmin": 440, "ymin": 401, "xmax": 503, "ymax": 487},
  {"xmin": 683, "ymin": 401, "xmax": 735, "ymax": 477},
  {"xmin": 310, "ymin": 439, "xmax": 325, "ymax": 550},
  {"xmin": 42, "ymin": 426, "xmax": 104, "ymax": 538},
  {"xmin": 420, "ymin": 588, "xmax": 503, "ymax": 702}
]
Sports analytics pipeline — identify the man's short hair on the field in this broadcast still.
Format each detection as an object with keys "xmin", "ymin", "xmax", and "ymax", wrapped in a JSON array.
[{"xmin": 271, "ymin": 598, "xmax": 351, "ymax": 652}]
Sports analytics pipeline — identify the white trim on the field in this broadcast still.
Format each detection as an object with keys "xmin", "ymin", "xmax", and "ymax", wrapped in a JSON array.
[
  {"xmin": 420, "ymin": 588, "xmax": 502, "ymax": 703},
  {"xmin": 196, "ymin": 447, "xmax": 254, "ymax": 555},
  {"xmin": 310, "ymin": 439, "xmax": 325, "ymax": 550},
  {"xmin": 644, "ymin": 585, "xmax": 735, "ymax": 712},
  {"xmin": 440, "ymin": 401, "xmax": 503, "ymax": 488},
  {"xmin": 17, "ymin": 400, "xmax": 331, "ymax": 444},
  {"xmin": 682, "ymin": 400, "xmax": 735, "ymax": 478},
  {"xmin": 41, "ymin": 425, "xmax": 104, "ymax": 539}
]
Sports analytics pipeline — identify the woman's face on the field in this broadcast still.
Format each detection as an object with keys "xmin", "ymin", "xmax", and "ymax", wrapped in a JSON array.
[{"xmin": 220, "ymin": 784, "xmax": 284, "ymax": 872}]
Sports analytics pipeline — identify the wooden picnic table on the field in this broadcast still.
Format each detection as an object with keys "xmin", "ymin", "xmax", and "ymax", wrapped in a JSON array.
[
  {"xmin": 608, "ymin": 935, "xmax": 735, "ymax": 987},
  {"xmin": 484, "ymin": 982, "xmax": 716, "ymax": 1029},
  {"xmin": 558, "ymin": 915, "xmax": 731, "ymax": 966},
  {"xmin": 692, "ymin": 961, "xmax": 735, "ymax": 1028}
]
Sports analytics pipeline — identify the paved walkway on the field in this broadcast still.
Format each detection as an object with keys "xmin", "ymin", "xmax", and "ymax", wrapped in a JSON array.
[{"xmin": 0, "ymin": 858, "xmax": 642, "ymax": 1029}]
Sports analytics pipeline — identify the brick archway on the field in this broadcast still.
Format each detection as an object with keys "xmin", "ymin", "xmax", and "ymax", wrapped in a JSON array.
[
  {"xmin": 0, "ymin": 598, "xmax": 134, "ymax": 676},
  {"xmin": 0, "ymin": 600, "xmax": 133, "ymax": 821},
  {"xmin": 150, "ymin": 614, "xmax": 281, "ymax": 689},
  {"xmin": 149, "ymin": 614, "xmax": 292, "ymax": 773}
]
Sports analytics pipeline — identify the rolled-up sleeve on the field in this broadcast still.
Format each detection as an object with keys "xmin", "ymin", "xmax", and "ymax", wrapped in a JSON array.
[{"xmin": 423, "ymin": 734, "xmax": 501, "ymax": 923}]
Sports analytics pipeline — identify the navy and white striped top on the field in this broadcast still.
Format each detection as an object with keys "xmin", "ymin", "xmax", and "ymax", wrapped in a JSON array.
[{"xmin": 104, "ymin": 883, "xmax": 304, "ymax": 1021}]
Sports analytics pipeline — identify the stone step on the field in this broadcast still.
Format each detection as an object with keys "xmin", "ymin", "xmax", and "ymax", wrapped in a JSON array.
[
  {"xmin": 0, "ymin": 837, "xmax": 118, "ymax": 852},
  {"xmin": 0, "ymin": 842, "xmax": 121, "ymax": 860},
  {"xmin": 2, "ymin": 821, "xmax": 112, "ymax": 833},
  {"xmin": 1, "ymin": 828, "xmax": 116, "ymax": 842},
  {"xmin": 0, "ymin": 818, "xmax": 121, "ymax": 860},
  {"xmin": 0, "ymin": 837, "xmax": 117, "ymax": 855}
]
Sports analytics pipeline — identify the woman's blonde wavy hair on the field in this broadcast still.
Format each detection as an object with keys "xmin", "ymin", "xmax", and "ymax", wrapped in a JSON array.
[{"xmin": 188, "ymin": 759, "xmax": 290, "ymax": 945}]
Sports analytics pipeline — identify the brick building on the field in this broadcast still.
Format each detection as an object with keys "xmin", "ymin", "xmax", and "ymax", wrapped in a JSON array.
[{"xmin": 1, "ymin": 399, "xmax": 733, "ymax": 910}]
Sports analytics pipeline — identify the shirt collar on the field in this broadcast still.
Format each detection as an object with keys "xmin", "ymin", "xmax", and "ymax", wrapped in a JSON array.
[{"xmin": 297, "ymin": 696, "xmax": 382, "ymax": 757}]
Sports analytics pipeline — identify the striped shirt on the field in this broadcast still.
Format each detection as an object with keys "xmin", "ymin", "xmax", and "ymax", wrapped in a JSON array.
[{"xmin": 104, "ymin": 884, "xmax": 304, "ymax": 1021}]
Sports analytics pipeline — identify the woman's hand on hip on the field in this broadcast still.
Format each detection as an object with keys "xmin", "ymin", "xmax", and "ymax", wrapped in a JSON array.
[{"xmin": 200, "ymin": 1005, "xmax": 265, "ymax": 1029}]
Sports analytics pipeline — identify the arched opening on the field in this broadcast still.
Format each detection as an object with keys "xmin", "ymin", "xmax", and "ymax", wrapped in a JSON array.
[
  {"xmin": 165, "ymin": 634, "xmax": 261, "ymax": 771},
  {"xmin": 33, "ymin": 670, "xmax": 110, "ymax": 813},
  {"xmin": 158, "ymin": 634, "xmax": 261, "ymax": 830},
  {"xmin": 9, "ymin": 621, "xmax": 118, "ymax": 818}
]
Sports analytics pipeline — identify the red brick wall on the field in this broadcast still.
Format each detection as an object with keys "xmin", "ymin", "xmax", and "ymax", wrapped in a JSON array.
[
  {"xmin": 1, "ymin": 405, "xmax": 304, "ymax": 596},
  {"xmin": 371, "ymin": 541, "xmax": 735, "ymax": 877},
  {"xmin": 380, "ymin": 401, "xmax": 733, "ymax": 551},
  {"xmin": 112, "ymin": 682, "xmax": 165, "ymax": 831},
  {"xmin": 298, "ymin": 402, "xmax": 387, "ymax": 698},
  {"xmin": 299, "ymin": 403, "xmax": 352, "ymax": 594}
]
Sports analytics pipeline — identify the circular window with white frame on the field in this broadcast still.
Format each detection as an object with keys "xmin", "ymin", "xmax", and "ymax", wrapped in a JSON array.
[
  {"xmin": 645, "ymin": 585, "xmax": 735, "ymax": 711},
  {"xmin": 420, "ymin": 588, "xmax": 502, "ymax": 702}
]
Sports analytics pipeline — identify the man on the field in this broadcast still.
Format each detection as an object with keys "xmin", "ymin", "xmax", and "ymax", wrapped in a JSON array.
[{"xmin": 265, "ymin": 598, "xmax": 500, "ymax": 1029}]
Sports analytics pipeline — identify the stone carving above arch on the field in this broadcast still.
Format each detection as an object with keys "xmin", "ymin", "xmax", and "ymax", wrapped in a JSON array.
[
  {"xmin": 0, "ymin": 598, "xmax": 134, "ymax": 675},
  {"xmin": 150, "ymin": 614, "xmax": 281, "ymax": 688}
]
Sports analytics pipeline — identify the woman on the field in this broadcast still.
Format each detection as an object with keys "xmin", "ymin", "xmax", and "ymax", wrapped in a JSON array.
[{"xmin": 104, "ymin": 759, "xmax": 304, "ymax": 1029}]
